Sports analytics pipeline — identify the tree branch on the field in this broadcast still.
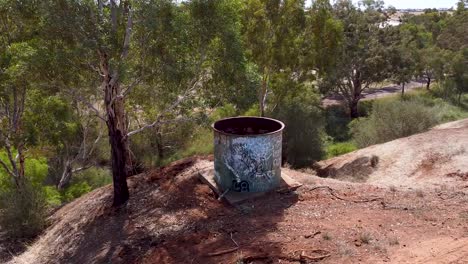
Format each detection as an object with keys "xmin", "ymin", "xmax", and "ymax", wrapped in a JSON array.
[
  {"xmin": 0, "ymin": 158, "xmax": 15, "ymax": 178},
  {"xmin": 121, "ymin": 4, "xmax": 133, "ymax": 60},
  {"xmin": 71, "ymin": 92, "xmax": 107, "ymax": 122},
  {"xmin": 110, "ymin": 0, "xmax": 118, "ymax": 32},
  {"xmin": 120, "ymin": 75, "xmax": 144, "ymax": 98},
  {"xmin": 72, "ymin": 165, "xmax": 93, "ymax": 174},
  {"xmin": 3, "ymin": 138, "xmax": 18, "ymax": 176},
  {"xmin": 126, "ymin": 71, "xmax": 209, "ymax": 137}
]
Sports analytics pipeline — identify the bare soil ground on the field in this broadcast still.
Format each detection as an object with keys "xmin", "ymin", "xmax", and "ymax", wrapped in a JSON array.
[{"xmin": 6, "ymin": 119, "xmax": 468, "ymax": 264}]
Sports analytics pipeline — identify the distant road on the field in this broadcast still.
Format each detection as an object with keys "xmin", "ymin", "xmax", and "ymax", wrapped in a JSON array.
[{"xmin": 322, "ymin": 81, "xmax": 425, "ymax": 107}]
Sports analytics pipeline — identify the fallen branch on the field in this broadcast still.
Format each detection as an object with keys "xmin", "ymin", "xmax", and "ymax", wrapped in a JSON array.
[
  {"xmin": 307, "ymin": 186, "xmax": 383, "ymax": 203},
  {"xmin": 206, "ymin": 247, "xmax": 238, "ymax": 257},
  {"xmin": 299, "ymin": 250, "xmax": 331, "ymax": 261},
  {"xmin": 241, "ymin": 249, "xmax": 331, "ymax": 262},
  {"xmin": 206, "ymin": 233, "xmax": 239, "ymax": 257},
  {"xmin": 304, "ymin": 231, "xmax": 321, "ymax": 239}
]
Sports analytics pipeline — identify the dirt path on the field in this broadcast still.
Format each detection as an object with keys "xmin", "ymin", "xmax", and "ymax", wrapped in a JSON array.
[{"xmin": 322, "ymin": 81, "xmax": 425, "ymax": 107}]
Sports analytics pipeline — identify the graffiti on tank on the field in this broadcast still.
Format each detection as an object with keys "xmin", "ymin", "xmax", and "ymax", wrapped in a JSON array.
[
  {"xmin": 214, "ymin": 128, "xmax": 282, "ymax": 192},
  {"xmin": 222, "ymin": 142, "xmax": 277, "ymax": 192},
  {"xmin": 232, "ymin": 180, "xmax": 250, "ymax": 192}
]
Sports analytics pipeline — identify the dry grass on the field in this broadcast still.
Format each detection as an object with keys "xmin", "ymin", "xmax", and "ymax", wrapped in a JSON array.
[
  {"xmin": 322, "ymin": 233, "xmax": 332, "ymax": 241},
  {"xmin": 359, "ymin": 232, "xmax": 373, "ymax": 244}
]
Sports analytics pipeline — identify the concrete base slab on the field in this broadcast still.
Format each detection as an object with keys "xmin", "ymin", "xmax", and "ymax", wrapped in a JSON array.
[{"xmin": 198, "ymin": 167, "xmax": 302, "ymax": 205}]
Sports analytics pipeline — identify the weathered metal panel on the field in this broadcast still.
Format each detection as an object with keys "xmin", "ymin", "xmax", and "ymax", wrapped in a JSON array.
[{"xmin": 213, "ymin": 117, "xmax": 284, "ymax": 193}]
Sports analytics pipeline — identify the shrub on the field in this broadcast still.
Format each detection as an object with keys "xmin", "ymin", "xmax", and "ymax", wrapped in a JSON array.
[
  {"xmin": 242, "ymin": 103, "xmax": 260, "ymax": 116},
  {"xmin": 72, "ymin": 167, "xmax": 112, "ymax": 189},
  {"xmin": 163, "ymin": 103, "xmax": 238, "ymax": 164},
  {"xmin": 325, "ymin": 141, "xmax": 357, "ymax": 159},
  {"xmin": 63, "ymin": 182, "xmax": 92, "ymax": 201},
  {"xmin": 350, "ymin": 99, "xmax": 440, "ymax": 148},
  {"xmin": 273, "ymin": 88, "xmax": 325, "ymax": 168},
  {"xmin": 43, "ymin": 186, "xmax": 62, "ymax": 206},
  {"xmin": 324, "ymin": 105, "xmax": 352, "ymax": 141},
  {"xmin": 0, "ymin": 182, "xmax": 48, "ymax": 239},
  {"xmin": 209, "ymin": 103, "xmax": 237, "ymax": 122}
]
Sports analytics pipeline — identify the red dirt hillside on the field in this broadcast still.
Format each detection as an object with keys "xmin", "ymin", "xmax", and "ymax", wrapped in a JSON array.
[{"xmin": 8, "ymin": 119, "xmax": 468, "ymax": 264}]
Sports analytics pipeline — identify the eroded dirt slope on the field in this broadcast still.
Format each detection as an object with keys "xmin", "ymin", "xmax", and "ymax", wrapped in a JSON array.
[
  {"xmin": 316, "ymin": 118, "xmax": 468, "ymax": 189},
  {"xmin": 7, "ymin": 120, "xmax": 468, "ymax": 264}
]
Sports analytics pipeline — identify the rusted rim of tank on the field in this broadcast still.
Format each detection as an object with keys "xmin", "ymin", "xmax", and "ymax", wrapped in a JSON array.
[{"xmin": 212, "ymin": 116, "xmax": 285, "ymax": 137}]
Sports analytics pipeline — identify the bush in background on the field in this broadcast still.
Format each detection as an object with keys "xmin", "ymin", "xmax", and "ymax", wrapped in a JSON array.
[
  {"xmin": 61, "ymin": 167, "xmax": 111, "ymax": 201},
  {"xmin": 324, "ymin": 105, "xmax": 352, "ymax": 142},
  {"xmin": 0, "ymin": 181, "xmax": 48, "ymax": 239},
  {"xmin": 273, "ymin": 88, "xmax": 325, "ymax": 168},
  {"xmin": 350, "ymin": 99, "xmax": 440, "ymax": 147},
  {"xmin": 325, "ymin": 141, "xmax": 357, "ymax": 159}
]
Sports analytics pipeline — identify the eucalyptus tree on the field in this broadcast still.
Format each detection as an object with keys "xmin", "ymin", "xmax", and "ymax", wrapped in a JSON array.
[
  {"xmin": 450, "ymin": 48, "xmax": 468, "ymax": 104},
  {"xmin": 241, "ymin": 0, "xmax": 307, "ymax": 116},
  {"xmin": 391, "ymin": 23, "xmax": 431, "ymax": 94},
  {"xmin": 306, "ymin": 0, "xmax": 343, "ymax": 75},
  {"xmin": 0, "ymin": 0, "xmax": 43, "ymax": 188},
  {"xmin": 318, "ymin": 0, "xmax": 392, "ymax": 118},
  {"xmin": 40, "ymin": 0, "xmax": 244, "ymax": 206}
]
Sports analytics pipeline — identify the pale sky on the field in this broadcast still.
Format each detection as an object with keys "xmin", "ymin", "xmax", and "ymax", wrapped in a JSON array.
[{"xmin": 305, "ymin": 0, "xmax": 458, "ymax": 9}]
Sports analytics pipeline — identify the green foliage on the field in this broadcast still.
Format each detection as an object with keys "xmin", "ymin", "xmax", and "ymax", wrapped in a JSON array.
[
  {"xmin": 318, "ymin": 0, "xmax": 393, "ymax": 117},
  {"xmin": 350, "ymin": 99, "xmax": 440, "ymax": 148},
  {"xmin": 307, "ymin": 0, "xmax": 343, "ymax": 73},
  {"xmin": 42, "ymin": 167, "xmax": 112, "ymax": 203},
  {"xmin": 325, "ymin": 141, "xmax": 357, "ymax": 159},
  {"xmin": 165, "ymin": 127, "xmax": 214, "ymax": 164},
  {"xmin": 0, "ymin": 181, "xmax": 48, "ymax": 239},
  {"xmin": 0, "ymin": 151, "xmax": 48, "ymax": 189},
  {"xmin": 242, "ymin": 104, "xmax": 260, "ymax": 116},
  {"xmin": 42, "ymin": 186, "xmax": 62, "ymax": 206},
  {"xmin": 209, "ymin": 103, "xmax": 237, "ymax": 122},
  {"xmin": 63, "ymin": 182, "xmax": 92, "ymax": 202},
  {"xmin": 23, "ymin": 93, "xmax": 80, "ymax": 147},
  {"xmin": 72, "ymin": 167, "xmax": 112, "ymax": 189},
  {"xmin": 324, "ymin": 105, "xmax": 352, "ymax": 141},
  {"xmin": 273, "ymin": 87, "xmax": 325, "ymax": 168},
  {"xmin": 163, "ymin": 103, "xmax": 241, "ymax": 164}
]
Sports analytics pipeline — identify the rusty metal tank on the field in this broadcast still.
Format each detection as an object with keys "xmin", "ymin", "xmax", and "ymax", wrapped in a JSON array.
[{"xmin": 212, "ymin": 116, "xmax": 284, "ymax": 193}]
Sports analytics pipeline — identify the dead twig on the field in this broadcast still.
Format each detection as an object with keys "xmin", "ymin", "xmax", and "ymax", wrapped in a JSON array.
[
  {"xmin": 307, "ymin": 186, "xmax": 383, "ymax": 203},
  {"xmin": 299, "ymin": 249, "xmax": 331, "ymax": 261},
  {"xmin": 241, "ymin": 249, "xmax": 331, "ymax": 262},
  {"xmin": 206, "ymin": 233, "xmax": 239, "ymax": 257},
  {"xmin": 230, "ymin": 232, "xmax": 239, "ymax": 248},
  {"xmin": 206, "ymin": 247, "xmax": 238, "ymax": 257},
  {"xmin": 304, "ymin": 231, "xmax": 321, "ymax": 239}
]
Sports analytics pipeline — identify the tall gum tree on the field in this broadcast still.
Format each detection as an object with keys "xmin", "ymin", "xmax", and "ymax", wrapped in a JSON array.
[
  {"xmin": 41, "ymin": 0, "xmax": 244, "ymax": 206},
  {"xmin": 241, "ymin": 0, "xmax": 306, "ymax": 116},
  {"xmin": 0, "ymin": 1, "xmax": 43, "ymax": 189},
  {"xmin": 317, "ymin": 0, "xmax": 392, "ymax": 118}
]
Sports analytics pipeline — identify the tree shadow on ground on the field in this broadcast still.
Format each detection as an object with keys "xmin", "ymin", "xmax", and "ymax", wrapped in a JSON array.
[{"xmin": 62, "ymin": 157, "xmax": 298, "ymax": 264}]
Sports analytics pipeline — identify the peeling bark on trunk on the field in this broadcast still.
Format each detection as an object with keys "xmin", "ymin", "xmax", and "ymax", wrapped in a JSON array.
[
  {"xmin": 0, "ymin": 86, "xmax": 26, "ymax": 189},
  {"xmin": 101, "ymin": 52, "xmax": 130, "ymax": 207},
  {"xmin": 58, "ymin": 161, "xmax": 72, "ymax": 190},
  {"xmin": 259, "ymin": 70, "xmax": 269, "ymax": 117},
  {"xmin": 259, "ymin": 77, "xmax": 267, "ymax": 117},
  {"xmin": 156, "ymin": 129, "xmax": 164, "ymax": 161}
]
